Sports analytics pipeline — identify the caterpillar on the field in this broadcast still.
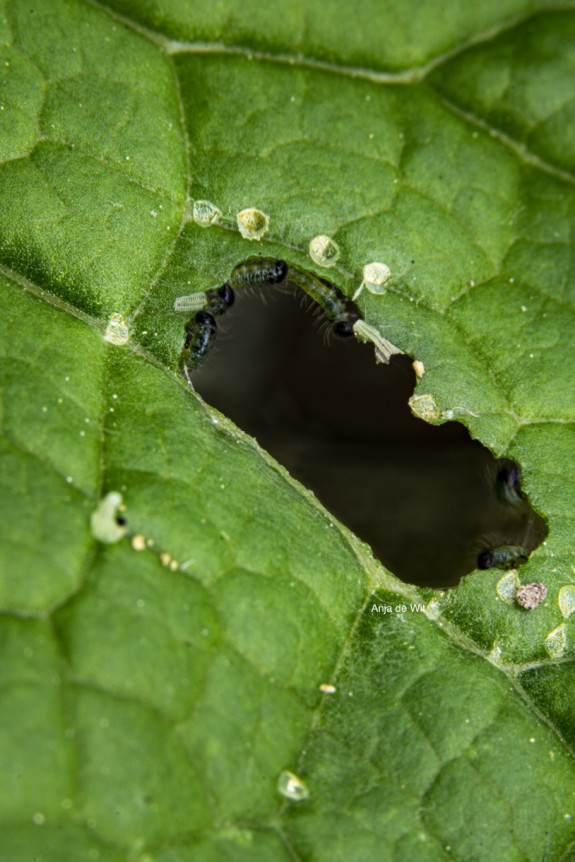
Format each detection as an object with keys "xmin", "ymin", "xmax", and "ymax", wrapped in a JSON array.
[
  {"xmin": 477, "ymin": 545, "xmax": 529, "ymax": 571},
  {"xmin": 175, "ymin": 257, "xmax": 401, "ymax": 384},
  {"xmin": 495, "ymin": 462, "xmax": 524, "ymax": 505},
  {"xmin": 227, "ymin": 257, "xmax": 288, "ymax": 289},
  {"xmin": 178, "ymin": 310, "xmax": 217, "ymax": 386},
  {"xmin": 285, "ymin": 266, "xmax": 360, "ymax": 336}
]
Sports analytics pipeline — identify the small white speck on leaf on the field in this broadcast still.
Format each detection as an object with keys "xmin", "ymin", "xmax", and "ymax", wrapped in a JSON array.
[
  {"xmin": 278, "ymin": 771, "xmax": 309, "ymax": 801},
  {"xmin": 132, "ymin": 534, "xmax": 146, "ymax": 551}
]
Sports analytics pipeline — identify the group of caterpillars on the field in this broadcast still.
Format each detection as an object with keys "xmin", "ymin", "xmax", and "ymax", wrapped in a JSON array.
[
  {"xmin": 175, "ymin": 256, "xmax": 532, "ymax": 575},
  {"xmin": 176, "ymin": 257, "xmax": 353, "ymax": 383},
  {"xmin": 175, "ymin": 256, "xmax": 401, "ymax": 385}
]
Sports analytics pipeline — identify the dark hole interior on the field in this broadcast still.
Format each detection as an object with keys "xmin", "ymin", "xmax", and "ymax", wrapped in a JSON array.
[{"xmin": 188, "ymin": 284, "xmax": 547, "ymax": 587}]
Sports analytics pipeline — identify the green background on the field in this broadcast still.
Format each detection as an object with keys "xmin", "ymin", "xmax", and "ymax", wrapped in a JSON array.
[{"xmin": 1, "ymin": 0, "xmax": 575, "ymax": 859}]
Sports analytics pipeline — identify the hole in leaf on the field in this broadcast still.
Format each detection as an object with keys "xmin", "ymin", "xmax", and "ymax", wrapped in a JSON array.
[{"xmin": 189, "ymin": 287, "xmax": 546, "ymax": 587}]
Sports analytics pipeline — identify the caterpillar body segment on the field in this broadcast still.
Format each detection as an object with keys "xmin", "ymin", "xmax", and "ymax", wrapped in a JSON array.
[
  {"xmin": 178, "ymin": 310, "xmax": 217, "ymax": 384},
  {"xmin": 286, "ymin": 266, "xmax": 361, "ymax": 336}
]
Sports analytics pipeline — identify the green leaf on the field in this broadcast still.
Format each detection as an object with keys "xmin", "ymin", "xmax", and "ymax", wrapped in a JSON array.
[{"xmin": 1, "ymin": 1, "xmax": 574, "ymax": 860}]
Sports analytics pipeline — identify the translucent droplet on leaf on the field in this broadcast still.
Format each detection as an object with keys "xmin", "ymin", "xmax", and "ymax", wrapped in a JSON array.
[
  {"xmin": 193, "ymin": 200, "xmax": 221, "ymax": 227},
  {"xmin": 545, "ymin": 624, "xmax": 566, "ymax": 659},
  {"xmin": 408, "ymin": 393, "xmax": 439, "ymax": 421},
  {"xmin": 363, "ymin": 261, "xmax": 391, "ymax": 291},
  {"xmin": 309, "ymin": 234, "xmax": 340, "ymax": 267},
  {"xmin": 496, "ymin": 571, "xmax": 520, "ymax": 602},
  {"xmin": 558, "ymin": 585, "xmax": 575, "ymax": 619},
  {"xmin": 236, "ymin": 208, "xmax": 269, "ymax": 240},
  {"xmin": 277, "ymin": 770, "xmax": 309, "ymax": 801},
  {"xmin": 104, "ymin": 313, "xmax": 129, "ymax": 345}
]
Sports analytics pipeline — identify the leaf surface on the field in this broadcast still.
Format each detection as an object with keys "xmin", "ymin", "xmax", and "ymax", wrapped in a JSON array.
[{"xmin": 1, "ymin": 1, "xmax": 575, "ymax": 859}]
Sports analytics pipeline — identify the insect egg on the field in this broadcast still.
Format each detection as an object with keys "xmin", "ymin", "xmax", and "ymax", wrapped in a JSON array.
[
  {"xmin": 364, "ymin": 261, "xmax": 391, "ymax": 292},
  {"xmin": 412, "ymin": 360, "xmax": 425, "ymax": 378},
  {"xmin": 558, "ymin": 585, "xmax": 575, "ymax": 619},
  {"xmin": 353, "ymin": 261, "xmax": 392, "ymax": 299},
  {"xmin": 544, "ymin": 624, "xmax": 566, "ymax": 659},
  {"xmin": 193, "ymin": 200, "xmax": 222, "ymax": 227},
  {"xmin": 277, "ymin": 771, "xmax": 310, "ymax": 801},
  {"xmin": 496, "ymin": 571, "xmax": 520, "ymax": 602},
  {"xmin": 236, "ymin": 208, "xmax": 270, "ymax": 240},
  {"xmin": 104, "ymin": 313, "xmax": 130, "ymax": 345},
  {"xmin": 309, "ymin": 235, "xmax": 340, "ymax": 268}
]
